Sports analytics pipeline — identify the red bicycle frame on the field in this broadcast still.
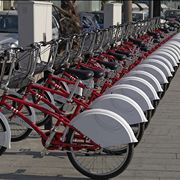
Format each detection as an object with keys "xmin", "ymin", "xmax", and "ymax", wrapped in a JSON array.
[{"xmin": 0, "ymin": 93, "xmax": 99, "ymax": 150}]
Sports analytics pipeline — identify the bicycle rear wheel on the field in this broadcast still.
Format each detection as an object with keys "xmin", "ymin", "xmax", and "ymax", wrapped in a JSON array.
[
  {"xmin": 0, "ymin": 119, "xmax": 8, "ymax": 155},
  {"xmin": 66, "ymin": 129, "xmax": 134, "ymax": 179},
  {"xmin": 1, "ymin": 97, "xmax": 32, "ymax": 142}
]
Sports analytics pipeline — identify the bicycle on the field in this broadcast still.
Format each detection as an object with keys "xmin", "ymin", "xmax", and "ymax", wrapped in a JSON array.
[{"xmin": 0, "ymin": 43, "xmax": 137, "ymax": 179}]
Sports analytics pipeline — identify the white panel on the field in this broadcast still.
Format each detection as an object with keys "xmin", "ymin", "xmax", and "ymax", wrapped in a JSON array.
[
  {"xmin": 147, "ymin": 55, "xmax": 174, "ymax": 72},
  {"xmin": 104, "ymin": 84, "xmax": 154, "ymax": 111},
  {"xmin": 127, "ymin": 70, "xmax": 163, "ymax": 92},
  {"xmin": 104, "ymin": 3, "xmax": 122, "ymax": 28},
  {"xmin": 70, "ymin": 109, "xmax": 138, "ymax": 147},
  {"xmin": 156, "ymin": 49, "xmax": 179, "ymax": 63},
  {"xmin": 17, "ymin": 1, "xmax": 52, "ymax": 68},
  {"xmin": 160, "ymin": 45, "xmax": 180, "ymax": 60},
  {"xmin": 167, "ymin": 40, "xmax": 180, "ymax": 51},
  {"xmin": 115, "ymin": 76, "xmax": 159, "ymax": 101},
  {"xmin": 133, "ymin": 64, "xmax": 168, "ymax": 84},
  {"xmin": 152, "ymin": 51, "xmax": 178, "ymax": 66},
  {"xmin": 90, "ymin": 94, "xmax": 148, "ymax": 125},
  {"xmin": 142, "ymin": 59, "xmax": 172, "ymax": 77}
]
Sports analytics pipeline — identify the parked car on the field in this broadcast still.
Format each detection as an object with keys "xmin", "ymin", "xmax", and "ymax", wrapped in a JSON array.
[
  {"xmin": 79, "ymin": 11, "xmax": 104, "ymax": 33},
  {"xmin": 0, "ymin": 10, "xmax": 18, "ymax": 50},
  {"xmin": 91, "ymin": 11, "xmax": 104, "ymax": 29},
  {"xmin": 79, "ymin": 12, "xmax": 99, "ymax": 32},
  {"xmin": 0, "ymin": 10, "xmax": 60, "ymax": 51}
]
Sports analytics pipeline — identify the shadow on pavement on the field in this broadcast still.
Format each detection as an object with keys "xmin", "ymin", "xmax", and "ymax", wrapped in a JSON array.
[
  {"xmin": 0, "ymin": 173, "xmax": 89, "ymax": 180},
  {"xmin": 4, "ymin": 149, "xmax": 67, "ymax": 159}
]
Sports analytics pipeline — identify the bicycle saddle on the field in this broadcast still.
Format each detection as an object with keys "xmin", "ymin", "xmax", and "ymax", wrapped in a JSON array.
[
  {"xmin": 97, "ymin": 60, "xmax": 119, "ymax": 70},
  {"xmin": 80, "ymin": 65, "xmax": 104, "ymax": 79},
  {"xmin": 147, "ymin": 31, "xmax": 160, "ymax": 37},
  {"xmin": 140, "ymin": 46, "xmax": 148, "ymax": 52},
  {"xmin": 115, "ymin": 50, "xmax": 132, "ymax": 57},
  {"xmin": 65, "ymin": 68, "xmax": 94, "ymax": 80},
  {"xmin": 129, "ymin": 38, "xmax": 145, "ymax": 47},
  {"xmin": 107, "ymin": 52, "xmax": 126, "ymax": 61}
]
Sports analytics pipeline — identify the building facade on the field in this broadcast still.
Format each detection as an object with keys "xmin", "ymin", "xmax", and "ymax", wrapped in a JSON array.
[
  {"xmin": 0, "ymin": 0, "xmax": 101, "ymax": 12},
  {"xmin": 0, "ymin": 0, "xmax": 15, "ymax": 10}
]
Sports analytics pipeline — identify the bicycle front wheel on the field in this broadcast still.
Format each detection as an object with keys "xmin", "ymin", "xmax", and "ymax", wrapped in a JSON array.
[
  {"xmin": 66, "ymin": 129, "xmax": 134, "ymax": 179},
  {"xmin": 0, "ymin": 119, "xmax": 7, "ymax": 155},
  {"xmin": 1, "ymin": 97, "xmax": 32, "ymax": 142}
]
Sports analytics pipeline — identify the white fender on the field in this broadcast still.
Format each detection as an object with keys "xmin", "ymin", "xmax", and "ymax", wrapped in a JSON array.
[
  {"xmin": 127, "ymin": 70, "xmax": 163, "ymax": 92},
  {"xmin": 156, "ymin": 48, "xmax": 179, "ymax": 63},
  {"xmin": 159, "ymin": 46, "xmax": 180, "ymax": 60},
  {"xmin": 167, "ymin": 41, "xmax": 180, "ymax": 51},
  {"xmin": 0, "ymin": 112, "xmax": 11, "ymax": 149},
  {"xmin": 115, "ymin": 76, "xmax": 159, "ymax": 101},
  {"xmin": 146, "ymin": 55, "xmax": 174, "ymax": 72},
  {"xmin": 152, "ymin": 51, "xmax": 178, "ymax": 66},
  {"xmin": 170, "ymin": 37, "xmax": 180, "ymax": 43},
  {"xmin": 90, "ymin": 94, "xmax": 148, "ymax": 125},
  {"xmin": 142, "ymin": 59, "xmax": 172, "ymax": 77},
  {"xmin": 171, "ymin": 33, "xmax": 180, "ymax": 39},
  {"xmin": 70, "ymin": 109, "xmax": 138, "ymax": 147},
  {"xmin": 164, "ymin": 43, "xmax": 180, "ymax": 54},
  {"xmin": 104, "ymin": 84, "xmax": 154, "ymax": 111},
  {"xmin": 133, "ymin": 64, "xmax": 168, "ymax": 84},
  {"xmin": 159, "ymin": 47, "xmax": 179, "ymax": 61},
  {"xmin": 5, "ymin": 90, "xmax": 36, "ymax": 129}
]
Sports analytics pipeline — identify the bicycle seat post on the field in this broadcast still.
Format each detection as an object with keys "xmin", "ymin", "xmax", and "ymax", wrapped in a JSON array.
[{"xmin": 67, "ymin": 79, "xmax": 80, "ymax": 102}]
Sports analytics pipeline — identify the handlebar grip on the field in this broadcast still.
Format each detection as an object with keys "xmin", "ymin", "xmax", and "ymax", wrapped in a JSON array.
[{"xmin": 12, "ymin": 47, "xmax": 24, "ymax": 52}]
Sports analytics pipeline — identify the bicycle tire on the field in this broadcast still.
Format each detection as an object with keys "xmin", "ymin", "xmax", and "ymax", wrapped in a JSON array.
[
  {"xmin": 0, "ymin": 119, "xmax": 7, "ymax": 155},
  {"xmin": 103, "ymin": 123, "xmax": 144, "ymax": 154},
  {"xmin": 131, "ymin": 123, "xmax": 145, "ymax": 147},
  {"xmin": 1, "ymin": 96, "xmax": 32, "ymax": 142},
  {"xmin": 66, "ymin": 129, "xmax": 134, "ymax": 179}
]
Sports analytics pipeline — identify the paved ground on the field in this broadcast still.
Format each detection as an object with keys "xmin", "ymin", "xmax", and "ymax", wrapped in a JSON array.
[{"xmin": 0, "ymin": 66, "xmax": 180, "ymax": 180}]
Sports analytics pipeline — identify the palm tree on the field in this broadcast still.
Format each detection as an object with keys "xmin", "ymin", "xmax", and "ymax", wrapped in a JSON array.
[{"xmin": 53, "ymin": 0, "xmax": 81, "ymax": 37}]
